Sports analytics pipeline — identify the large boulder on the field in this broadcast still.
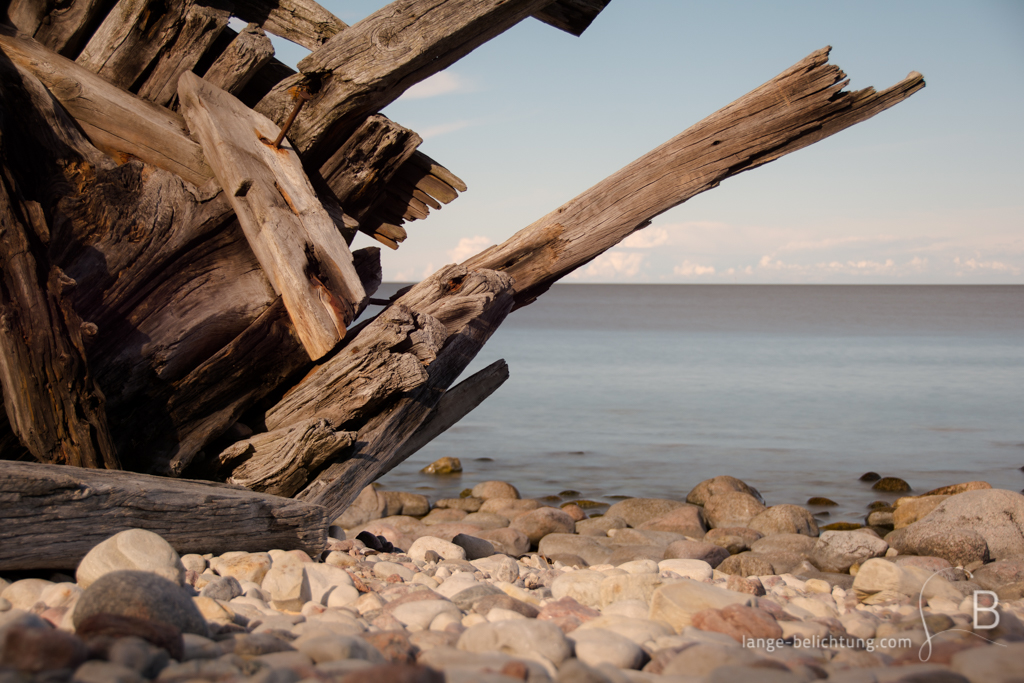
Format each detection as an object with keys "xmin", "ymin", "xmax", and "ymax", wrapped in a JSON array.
[
  {"xmin": 887, "ymin": 489, "xmax": 1024, "ymax": 562},
  {"xmin": 747, "ymin": 505, "xmax": 818, "ymax": 537},
  {"xmin": 810, "ymin": 530, "xmax": 889, "ymax": 573},
  {"xmin": 686, "ymin": 476, "xmax": 763, "ymax": 506},
  {"xmin": 636, "ymin": 505, "xmax": 707, "ymax": 537},
  {"xmin": 75, "ymin": 529, "xmax": 185, "ymax": 589},
  {"xmin": 702, "ymin": 492, "xmax": 766, "ymax": 529},
  {"xmin": 333, "ymin": 485, "xmax": 387, "ymax": 528},
  {"xmin": 72, "ymin": 570, "xmax": 207, "ymax": 636},
  {"xmin": 892, "ymin": 495, "xmax": 949, "ymax": 529},
  {"xmin": 604, "ymin": 498, "xmax": 689, "ymax": 528},
  {"xmin": 509, "ymin": 507, "xmax": 576, "ymax": 546},
  {"xmin": 471, "ymin": 481, "xmax": 520, "ymax": 501}
]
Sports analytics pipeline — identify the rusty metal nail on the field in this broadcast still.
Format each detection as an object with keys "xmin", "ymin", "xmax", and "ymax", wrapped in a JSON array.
[{"xmin": 272, "ymin": 87, "xmax": 312, "ymax": 149}]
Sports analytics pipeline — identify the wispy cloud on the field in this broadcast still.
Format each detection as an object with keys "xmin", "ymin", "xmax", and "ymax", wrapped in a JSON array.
[
  {"xmin": 420, "ymin": 120, "xmax": 476, "ymax": 140},
  {"xmin": 574, "ymin": 251, "xmax": 645, "ymax": 279},
  {"xmin": 399, "ymin": 72, "xmax": 470, "ymax": 100},
  {"xmin": 449, "ymin": 236, "xmax": 492, "ymax": 263},
  {"xmin": 674, "ymin": 260, "xmax": 716, "ymax": 276},
  {"xmin": 621, "ymin": 227, "xmax": 670, "ymax": 248}
]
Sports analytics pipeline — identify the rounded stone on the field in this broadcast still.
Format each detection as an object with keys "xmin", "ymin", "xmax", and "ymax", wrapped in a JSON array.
[
  {"xmin": 509, "ymin": 507, "xmax": 576, "ymax": 545},
  {"xmin": 604, "ymin": 498, "xmax": 689, "ymax": 528},
  {"xmin": 747, "ymin": 504, "xmax": 819, "ymax": 537},
  {"xmin": 457, "ymin": 619, "xmax": 572, "ymax": 666},
  {"xmin": 807, "ymin": 497, "xmax": 837, "ymax": 506},
  {"xmin": 860, "ymin": 472, "xmax": 882, "ymax": 482},
  {"xmin": 477, "ymin": 528, "xmax": 530, "ymax": 557},
  {"xmin": 569, "ymin": 628, "xmax": 645, "ymax": 670},
  {"xmin": 810, "ymin": 530, "xmax": 889, "ymax": 573},
  {"xmin": 72, "ymin": 570, "xmax": 207, "ymax": 636},
  {"xmin": 716, "ymin": 553, "xmax": 775, "ymax": 577},
  {"xmin": 471, "ymin": 481, "xmax": 520, "ymax": 501},
  {"xmin": 663, "ymin": 540, "xmax": 729, "ymax": 568},
  {"xmin": 872, "ymin": 477, "xmax": 911, "ymax": 492},
  {"xmin": 421, "ymin": 457, "xmax": 462, "ymax": 474},
  {"xmin": 408, "ymin": 536, "xmax": 467, "ymax": 562},
  {"xmin": 686, "ymin": 476, "xmax": 763, "ymax": 506},
  {"xmin": 76, "ymin": 529, "xmax": 185, "ymax": 589},
  {"xmin": 702, "ymin": 492, "xmax": 766, "ymax": 529}
]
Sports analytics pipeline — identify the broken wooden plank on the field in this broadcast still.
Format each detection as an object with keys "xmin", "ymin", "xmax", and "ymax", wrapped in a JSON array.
[
  {"xmin": 21, "ymin": 0, "xmax": 113, "ymax": 58},
  {"xmin": 178, "ymin": 71, "xmax": 367, "ymax": 361},
  {"xmin": 296, "ymin": 266, "xmax": 515, "ymax": 519},
  {"xmin": 394, "ymin": 358, "xmax": 509, "ymax": 462},
  {"xmin": 0, "ymin": 58, "xmax": 119, "ymax": 470},
  {"xmin": 255, "ymin": 0, "xmax": 555, "ymax": 164},
  {"xmin": 4, "ymin": 0, "xmax": 49, "ymax": 36},
  {"xmin": 0, "ymin": 460, "xmax": 328, "ymax": 570},
  {"xmin": 137, "ymin": 2, "xmax": 231, "ymax": 107},
  {"xmin": 231, "ymin": 0, "xmax": 346, "ymax": 50},
  {"xmin": 464, "ymin": 48, "xmax": 926, "ymax": 307},
  {"xmin": 202, "ymin": 23, "xmax": 275, "ymax": 96},
  {"xmin": 75, "ymin": 0, "xmax": 190, "ymax": 90},
  {"xmin": 216, "ymin": 418, "xmax": 356, "ymax": 497},
  {"xmin": 0, "ymin": 25, "xmax": 213, "ymax": 185},
  {"xmin": 533, "ymin": 0, "xmax": 611, "ymax": 37}
]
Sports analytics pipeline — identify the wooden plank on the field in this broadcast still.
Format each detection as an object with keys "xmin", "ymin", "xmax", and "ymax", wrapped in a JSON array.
[
  {"xmin": 216, "ymin": 418, "xmax": 356, "ymax": 497},
  {"xmin": 0, "ymin": 25, "xmax": 213, "ymax": 186},
  {"xmin": 75, "ymin": 0, "xmax": 190, "ymax": 90},
  {"xmin": 0, "ymin": 460, "xmax": 328, "ymax": 570},
  {"xmin": 394, "ymin": 358, "xmax": 509, "ymax": 461},
  {"xmin": 4, "ymin": 0, "xmax": 49, "ymax": 36},
  {"xmin": 230, "ymin": 0, "xmax": 346, "ymax": 50},
  {"xmin": 178, "ymin": 71, "xmax": 367, "ymax": 361},
  {"xmin": 255, "ymin": 0, "xmax": 555, "ymax": 164},
  {"xmin": 533, "ymin": 0, "xmax": 611, "ymax": 37},
  {"xmin": 0, "ymin": 58, "xmax": 120, "ymax": 470},
  {"xmin": 29, "ymin": 0, "xmax": 114, "ymax": 58},
  {"xmin": 464, "ymin": 48, "xmax": 926, "ymax": 307},
  {"xmin": 319, "ymin": 114, "xmax": 422, "ymax": 223},
  {"xmin": 202, "ymin": 23, "xmax": 275, "ymax": 96},
  {"xmin": 407, "ymin": 149, "xmax": 468, "ymax": 193},
  {"xmin": 296, "ymin": 266, "xmax": 515, "ymax": 519},
  {"xmin": 137, "ymin": 2, "xmax": 231, "ymax": 107}
]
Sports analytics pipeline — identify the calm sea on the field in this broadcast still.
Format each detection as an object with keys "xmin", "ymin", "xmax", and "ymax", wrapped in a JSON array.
[{"xmin": 372, "ymin": 285, "xmax": 1024, "ymax": 524}]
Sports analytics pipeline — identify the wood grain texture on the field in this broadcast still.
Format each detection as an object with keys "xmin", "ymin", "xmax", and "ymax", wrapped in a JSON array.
[
  {"xmin": 296, "ymin": 265, "xmax": 515, "ymax": 519},
  {"xmin": 75, "ymin": 0, "xmax": 189, "ymax": 90},
  {"xmin": 0, "ymin": 25, "xmax": 213, "ymax": 185},
  {"xmin": 394, "ymin": 358, "xmax": 509, "ymax": 462},
  {"xmin": 231, "ymin": 0, "xmax": 346, "ymax": 50},
  {"xmin": 217, "ymin": 418, "xmax": 356, "ymax": 496},
  {"xmin": 28, "ymin": 0, "xmax": 114, "ymax": 58},
  {"xmin": 0, "ymin": 460, "xmax": 328, "ymax": 570},
  {"xmin": 202, "ymin": 22, "xmax": 275, "ymax": 96},
  {"xmin": 136, "ymin": 1, "xmax": 230, "ymax": 107},
  {"xmin": 255, "ymin": 0, "xmax": 554, "ymax": 164},
  {"xmin": 0, "ymin": 59, "xmax": 119, "ymax": 470},
  {"xmin": 463, "ymin": 48, "xmax": 925, "ymax": 307},
  {"xmin": 178, "ymin": 71, "xmax": 366, "ymax": 360},
  {"xmin": 533, "ymin": 0, "xmax": 611, "ymax": 36}
]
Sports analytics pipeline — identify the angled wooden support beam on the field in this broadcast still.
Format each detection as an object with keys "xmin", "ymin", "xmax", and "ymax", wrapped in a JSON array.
[
  {"xmin": 464, "ymin": 47, "xmax": 925, "ymax": 307},
  {"xmin": 533, "ymin": 0, "xmax": 612, "ymax": 37},
  {"xmin": 0, "ymin": 461, "xmax": 328, "ymax": 570},
  {"xmin": 7, "ymin": 0, "xmax": 113, "ymax": 58},
  {"xmin": 255, "ymin": 0, "xmax": 555, "ymax": 164},
  {"xmin": 178, "ymin": 71, "xmax": 367, "ymax": 361},
  {"xmin": 231, "ymin": 0, "xmax": 347, "ymax": 50},
  {"xmin": 202, "ymin": 23, "xmax": 276, "ymax": 96}
]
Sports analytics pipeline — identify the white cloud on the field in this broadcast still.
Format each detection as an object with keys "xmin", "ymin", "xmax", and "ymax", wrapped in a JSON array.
[
  {"xmin": 954, "ymin": 256, "xmax": 1021, "ymax": 275},
  {"xmin": 621, "ymin": 227, "xmax": 670, "ymax": 249},
  {"xmin": 577, "ymin": 251, "xmax": 644, "ymax": 279},
  {"xmin": 420, "ymin": 120, "xmax": 475, "ymax": 140},
  {"xmin": 449, "ymin": 236, "xmax": 492, "ymax": 263},
  {"xmin": 674, "ymin": 260, "xmax": 716, "ymax": 276},
  {"xmin": 399, "ymin": 72, "xmax": 468, "ymax": 100}
]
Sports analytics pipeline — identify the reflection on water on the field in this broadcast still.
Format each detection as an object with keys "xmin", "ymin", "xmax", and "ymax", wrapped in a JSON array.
[{"xmin": 371, "ymin": 285, "xmax": 1024, "ymax": 523}]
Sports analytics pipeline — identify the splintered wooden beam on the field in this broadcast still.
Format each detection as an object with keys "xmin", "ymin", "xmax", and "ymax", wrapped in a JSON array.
[
  {"xmin": 0, "ymin": 26, "xmax": 212, "ymax": 186},
  {"xmin": 0, "ymin": 461, "xmax": 328, "ymax": 570},
  {"xmin": 533, "ymin": 0, "xmax": 612, "ymax": 37},
  {"xmin": 178, "ymin": 71, "xmax": 366, "ymax": 361},
  {"xmin": 231, "ymin": 0, "xmax": 348, "ymax": 50},
  {"xmin": 296, "ymin": 266, "xmax": 515, "ymax": 519},
  {"xmin": 0, "ymin": 59, "xmax": 119, "ymax": 471},
  {"xmin": 203, "ymin": 23, "xmax": 276, "ymax": 96},
  {"xmin": 137, "ymin": 2, "xmax": 231, "ymax": 107},
  {"xmin": 464, "ymin": 47, "xmax": 925, "ymax": 307},
  {"xmin": 75, "ymin": 0, "xmax": 190, "ymax": 90},
  {"xmin": 256, "ymin": 0, "xmax": 555, "ymax": 164},
  {"xmin": 9, "ymin": 0, "xmax": 112, "ymax": 58}
]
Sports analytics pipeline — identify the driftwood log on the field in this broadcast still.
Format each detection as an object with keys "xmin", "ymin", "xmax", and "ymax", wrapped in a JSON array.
[{"xmin": 0, "ymin": 0, "xmax": 925, "ymax": 569}]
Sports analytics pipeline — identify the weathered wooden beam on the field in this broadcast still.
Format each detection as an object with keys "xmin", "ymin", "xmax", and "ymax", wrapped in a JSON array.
[
  {"xmin": 216, "ymin": 418, "xmax": 356, "ymax": 497},
  {"xmin": 533, "ymin": 0, "xmax": 611, "ymax": 37},
  {"xmin": 464, "ymin": 48, "xmax": 925, "ymax": 306},
  {"xmin": 137, "ymin": 2, "xmax": 231, "ymax": 107},
  {"xmin": 394, "ymin": 358, "xmax": 509, "ymax": 462},
  {"xmin": 295, "ymin": 266, "xmax": 515, "ymax": 519},
  {"xmin": 231, "ymin": 0, "xmax": 346, "ymax": 50},
  {"xmin": 4, "ymin": 0, "xmax": 49, "ymax": 36},
  {"xmin": 202, "ymin": 23, "xmax": 275, "ymax": 96},
  {"xmin": 0, "ymin": 25, "xmax": 212, "ymax": 185},
  {"xmin": 0, "ymin": 59, "xmax": 119, "ymax": 470},
  {"xmin": 75, "ymin": 0, "xmax": 190, "ymax": 90},
  {"xmin": 178, "ymin": 71, "xmax": 367, "ymax": 361},
  {"xmin": 12, "ymin": 0, "xmax": 113, "ymax": 58},
  {"xmin": 0, "ymin": 460, "xmax": 328, "ymax": 570},
  {"xmin": 255, "ymin": 0, "xmax": 555, "ymax": 164}
]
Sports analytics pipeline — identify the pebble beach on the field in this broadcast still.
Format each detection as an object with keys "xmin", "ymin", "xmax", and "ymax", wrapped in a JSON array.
[{"xmin": 3, "ymin": 466, "xmax": 1024, "ymax": 683}]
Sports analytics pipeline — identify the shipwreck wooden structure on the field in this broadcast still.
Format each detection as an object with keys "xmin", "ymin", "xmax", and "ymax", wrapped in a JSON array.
[{"xmin": 0, "ymin": 0, "xmax": 924, "ymax": 570}]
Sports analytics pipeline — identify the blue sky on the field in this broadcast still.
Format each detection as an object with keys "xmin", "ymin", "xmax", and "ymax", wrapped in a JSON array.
[{"xmin": 271, "ymin": 1, "xmax": 1023, "ymax": 284}]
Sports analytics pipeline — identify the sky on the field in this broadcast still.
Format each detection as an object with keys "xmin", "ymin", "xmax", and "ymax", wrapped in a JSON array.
[{"xmin": 269, "ymin": 1, "xmax": 1024, "ymax": 284}]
